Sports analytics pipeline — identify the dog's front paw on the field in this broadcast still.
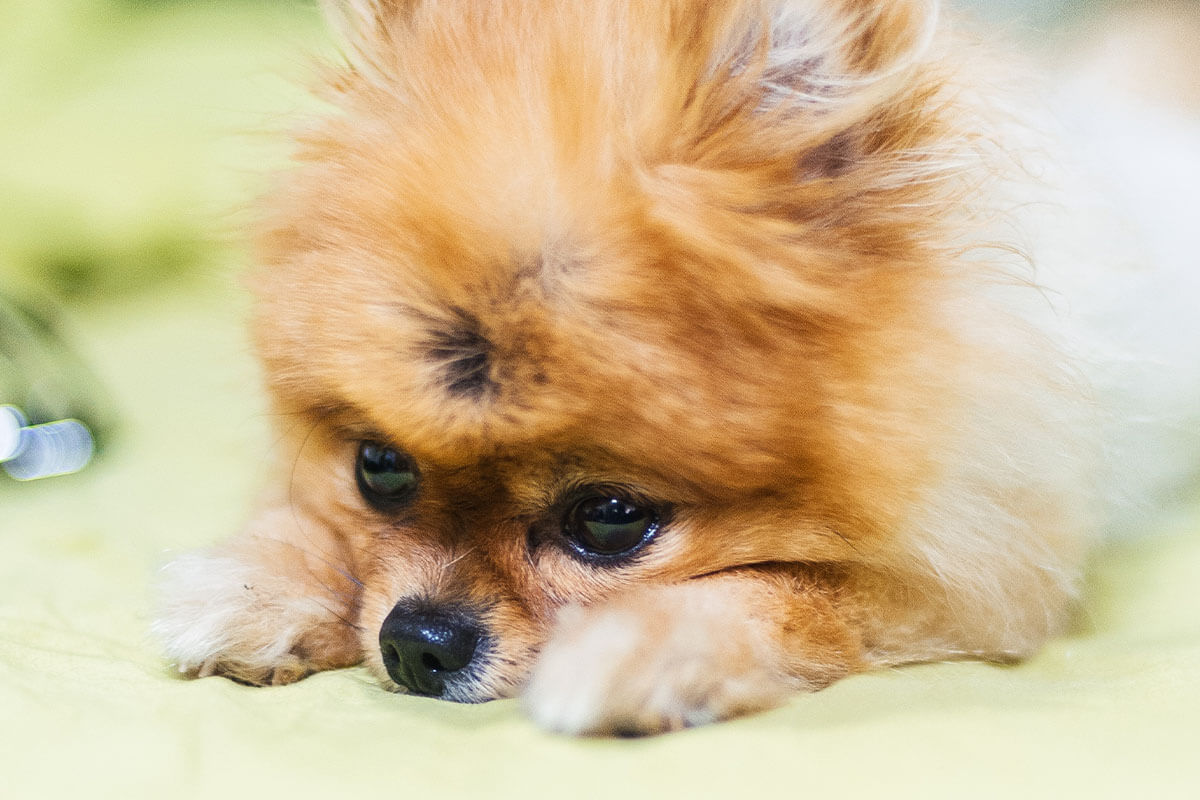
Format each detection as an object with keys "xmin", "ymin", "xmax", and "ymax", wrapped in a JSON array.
[
  {"xmin": 521, "ymin": 597, "xmax": 793, "ymax": 736},
  {"xmin": 152, "ymin": 549, "xmax": 360, "ymax": 686}
]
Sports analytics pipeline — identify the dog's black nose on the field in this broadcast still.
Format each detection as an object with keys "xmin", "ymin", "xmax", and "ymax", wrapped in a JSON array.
[{"xmin": 378, "ymin": 602, "xmax": 481, "ymax": 697}]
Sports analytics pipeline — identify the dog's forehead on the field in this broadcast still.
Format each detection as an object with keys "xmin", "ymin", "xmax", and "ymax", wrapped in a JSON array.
[
  {"xmin": 252, "ymin": 115, "xmax": 841, "ymax": 485},
  {"xmin": 421, "ymin": 304, "xmax": 497, "ymax": 401},
  {"xmin": 252, "ymin": 166, "xmax": 835, "ymax": 480},
  {"xmin": 259, "ymin": 255, "xmax": 612, "ymax": 450}
]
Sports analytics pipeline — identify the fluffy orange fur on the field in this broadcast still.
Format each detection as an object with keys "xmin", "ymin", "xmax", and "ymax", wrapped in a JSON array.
[{"xmin": 153, "ymin": 0, "xmax": 1197, "ymax": 734}]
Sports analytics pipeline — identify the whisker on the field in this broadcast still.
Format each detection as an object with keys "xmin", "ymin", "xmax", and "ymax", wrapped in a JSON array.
[{"xmin": 440, "ymin": 546, "xmax": 477, "ymax": 573}]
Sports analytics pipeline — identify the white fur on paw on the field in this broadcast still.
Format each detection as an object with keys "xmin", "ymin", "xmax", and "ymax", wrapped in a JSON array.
[
  {"xmin": 151, "ymin": 551, "xmax": 316, "ymax": 682},
  {"xmin": 521, "ymin": 604, "xmax": 790, "ymax": 736}
]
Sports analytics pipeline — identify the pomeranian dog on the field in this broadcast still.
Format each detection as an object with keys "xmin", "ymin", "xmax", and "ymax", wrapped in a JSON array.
[{"xmin": 154, "ymin": 0, "xmax": 1200, "ymax": 735}]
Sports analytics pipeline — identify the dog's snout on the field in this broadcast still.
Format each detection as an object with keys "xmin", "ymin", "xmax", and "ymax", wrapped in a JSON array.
[{"xmin": 379, "ymin": 602, "xmax": 481, "ymax": 697}]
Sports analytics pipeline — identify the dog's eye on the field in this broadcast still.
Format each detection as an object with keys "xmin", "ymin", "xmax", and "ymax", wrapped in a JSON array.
[
  {"xmin": 356, "ymin": 441, "xmax": 419, "ymax": 509},
  {"xmin": 564, "ymin": 497, "xmax": 658, "ymax": 558}
]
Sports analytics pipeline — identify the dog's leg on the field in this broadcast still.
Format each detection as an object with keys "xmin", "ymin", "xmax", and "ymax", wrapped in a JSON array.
[
  {"xmin": 153, "ymin": 503, "xmax": 363, "ymax": 686},
  {"xmin": 522, "ymin": 565, "xmax": 864, "ymax": 735}
]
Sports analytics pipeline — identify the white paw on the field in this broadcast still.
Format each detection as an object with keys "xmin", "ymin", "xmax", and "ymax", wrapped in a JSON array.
[
  {"xmin": 152, "ymin": 550, "xmax": 330, "ymax": 685},
  {"xmin": 521, "ymin": 603, "xmax": 791, "ymax": 736}
]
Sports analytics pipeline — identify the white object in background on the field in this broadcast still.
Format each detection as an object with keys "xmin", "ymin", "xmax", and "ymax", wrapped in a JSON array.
[
  {"xmin": 0, "ymin": 404, "xmax": 95, "ymax": 481},
  {"xmin": 0, "ymin": 405, "xmax": 25, "ymax": 462}
]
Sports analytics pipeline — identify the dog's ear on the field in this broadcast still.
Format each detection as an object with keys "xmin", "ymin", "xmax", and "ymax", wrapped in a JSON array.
[
  {"xmin": 716, "ymin": 0, "xmax": 941, "ymax": 119},
  {"xmin": 322, "ymin": 0, "xmax": 414, "ymax": 30},
  {"xmin": 663, "ymin": 0, "xmax": 943, "ymax": 181},
  {"xmin": 642, "ymin": 0, "xmax": 959, "ymax": 290},
  {"xmin": 782, "ymin": 0, "xmax": 942, "ymax": 179},
  {"xmin": 320, "ymin": 0, "xmax": 419, "ymax": 86}
]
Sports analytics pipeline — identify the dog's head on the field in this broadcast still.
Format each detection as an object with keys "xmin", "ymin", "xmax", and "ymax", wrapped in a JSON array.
[{"xmin": 251, "ymin": 0, "xmax": 973, "ymax": 701}]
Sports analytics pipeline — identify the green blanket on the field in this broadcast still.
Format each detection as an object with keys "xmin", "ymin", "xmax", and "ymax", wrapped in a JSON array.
[{"xmin": 3, "ymin": 2, "xmax": 1199, "ymax": 797}]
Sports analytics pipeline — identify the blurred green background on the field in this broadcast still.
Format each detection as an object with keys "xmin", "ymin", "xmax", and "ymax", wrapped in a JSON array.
[
  {"xmin": 0, "ymin": 0, "xmax": 323, "ymax": 300},
  {"xmin": 0, "ymin": 0, "xmax": 329, "ymax": 447}
]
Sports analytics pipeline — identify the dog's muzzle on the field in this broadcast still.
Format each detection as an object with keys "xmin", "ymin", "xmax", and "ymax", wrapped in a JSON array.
[{"xmin": 378, "ymin": 601, "xmax": 482, "ymax": 698}]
